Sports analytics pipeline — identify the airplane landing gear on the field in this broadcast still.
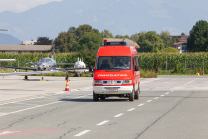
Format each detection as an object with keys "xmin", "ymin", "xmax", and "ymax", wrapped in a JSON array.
[
  {"xmin": 23, "ymin": 75, "xmax": 28, "ymax": 80},
  {"xmin": 40, "ymin": 73, "xmax": 46, "ymax": 81}
]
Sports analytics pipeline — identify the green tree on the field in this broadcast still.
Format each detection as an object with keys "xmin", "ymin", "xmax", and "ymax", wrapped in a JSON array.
[
  {"xmin": 161, "ymin": 47, "xmax": 179, "ymax": 53},
  {"xmin": 137, "ymin": 31, "xmax": 165, "ymax": 52},
  {"xmin": 160, "ymin": 31, "xmax": 173, "ymax": 48},
  {"xmin": 53, "ymin": 32, "xmax": 69, "ymax": 52},
  {"xmin": 115, "ymin": 34, "xmax": 129, "ymax": 38},
  {"xmin": 75, "ymin": 24, "xmax": 100, "ymax": 41},
  {"xmin": 53, "ymin": 24, "xmax": 101, "ymax": 52},
  {"xmin": 171, "ymin": 36, "xmax": 180, "ymax": 44},
  {"xmin": 78, "ymin": 32, "xmax": 103, "ymax": 51},
  {"xmin": 36, "ymin": 37, "xmax": 53, "ymax": 45},
  {"xmin": 181, "ymin": 32, "xmax": 185, "ymax": 35},
  {"xmin": 101, "ymin": 30, "xmax": 113, "ymax": 38},
  {"xmin": 130, "ymin": 33, "xmax": 139, "ymax": 42},
  {"xmin": 187, "ymin": 20, "xmax": 208, "ymax": 52}
]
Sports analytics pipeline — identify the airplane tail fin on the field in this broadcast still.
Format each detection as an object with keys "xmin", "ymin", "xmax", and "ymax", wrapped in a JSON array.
[{"xmin": 51, "ymin": 44, "xmax": 55, "ymax": 59}]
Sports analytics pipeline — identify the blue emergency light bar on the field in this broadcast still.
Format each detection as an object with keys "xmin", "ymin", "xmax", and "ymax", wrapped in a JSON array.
[{"xmin": 104, "ymin": 41, "xmax": 127, "ymax": 46}]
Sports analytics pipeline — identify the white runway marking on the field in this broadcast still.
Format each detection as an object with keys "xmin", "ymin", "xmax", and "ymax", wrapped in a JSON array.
[
  {"xmin": 138, "ymin": 103, "xmax": 144, "ymax": 106},
  {"xmin": 154, "ymin": 97, "xmax": 159, "ymax": 99},
  {"xmin": 165, "ymin": 92, "xmax": 169, "ymax": 94},
  {"xmin": 0, "ymin": 101, "xmax": 61, "ymax": 117},
  {"xmin": 127, "ymin": 108, "xmax": 135, "ymax": 111},
  {"xmin": 0, "ymin": 131, "xmax": 20, "ymax": 135},
  {"xmin": 146, "ymin": 100, "xmax": 152, "ymax": 102},
  {"xmin": 184, "ymin": 80, "xmax": 194, "ymax": 86},
  {"xmin": 74, "ymin": 130, "xmax": 91, "ymax": 137},
  {"xmin": 160, "ymin": 95, "xmax": 164, "ymax": 97},
  {"xmin": 0, "ymin": 86, "xmax": 93, "ymax": 106},
  {"xmin": 97, "ymin": 120, "xmax": 109, "ymax": 125},
  {"xmin": 0, "ymin": 113, "xmax": 8, "ymax": 116},
  {"xmin": 114, "ymin": 113, "xmax": 124, "ymax": 117},
  {"xmin": 75, "ymin": 96, "xmax": 85, "ymax": 98}
]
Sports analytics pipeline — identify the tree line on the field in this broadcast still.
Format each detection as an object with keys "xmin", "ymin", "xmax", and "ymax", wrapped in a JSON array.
[{"xmin": 36, "ymin": 20, "xmax": 208, "ymax": 53}]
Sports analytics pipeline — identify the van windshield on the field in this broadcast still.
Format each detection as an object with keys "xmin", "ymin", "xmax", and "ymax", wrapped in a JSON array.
[{"xmin": 96, "ymin": 56, "xmax": 131, "ymax": 70}]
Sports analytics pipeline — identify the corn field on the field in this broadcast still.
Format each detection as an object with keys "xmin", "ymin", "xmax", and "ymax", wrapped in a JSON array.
[
  {"xmin": 138, "ymin": 53, "xmax": 208, "ymax": 74},
  {"xmin": 1, "ymin": 52, "xmax": 208, "ymax": 74},
  {"xmin": 0, "ymin": 51, "xmax": 97, "ymax": 68}
]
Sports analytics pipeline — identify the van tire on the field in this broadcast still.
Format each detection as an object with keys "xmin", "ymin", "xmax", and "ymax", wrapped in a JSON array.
[
  {"xmin": 129, "ymin": 88, "xmax": 134, "ymax": 101},
  {"xmin": 100, "ymin": 96, "xmax": 105, "ymax": 100},
  {"xmin": 93, "ymin": 92, "xmax": 99, "ymax": 101},
  {"xmin": 138, "ymin": 85, "xmax": 140, "ymax": 94},
  {"xmin": 135, "ymin": 85, "xmax": 139, "ymax": 100}
]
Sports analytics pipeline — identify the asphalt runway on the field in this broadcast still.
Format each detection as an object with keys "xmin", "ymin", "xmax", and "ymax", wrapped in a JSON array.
[{"xmin": 0, "ymin": 76, "xmax": 208, "ymax": 139}]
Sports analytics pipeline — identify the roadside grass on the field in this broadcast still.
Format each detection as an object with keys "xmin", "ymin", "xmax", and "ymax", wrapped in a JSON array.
[
  {"xmin": 157, "ymin": 69, "xmax": 205, "ymax": 75},
  {"xmin": 140, "ymin": 70, "xmax": 157, "ymax": 78}
]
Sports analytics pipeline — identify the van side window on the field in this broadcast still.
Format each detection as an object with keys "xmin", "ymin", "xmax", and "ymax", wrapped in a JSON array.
[
  {"xmin": 133, "ymin": 57, "xmax": 135, "ymax": 71},
  {"xmin": 134, "ymin": 56, "xmax": 139, "ymax": 70}
]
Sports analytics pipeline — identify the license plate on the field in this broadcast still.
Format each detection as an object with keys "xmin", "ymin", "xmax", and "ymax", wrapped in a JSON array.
[{"xmin": 106, "ymin": 89, "xmax": 118, "ymax": 92}]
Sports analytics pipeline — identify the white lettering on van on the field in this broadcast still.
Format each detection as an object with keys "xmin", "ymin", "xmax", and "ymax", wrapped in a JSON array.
[{"xmin": 98, "ymin": 74, "xmax": 127, "ymax": 77}]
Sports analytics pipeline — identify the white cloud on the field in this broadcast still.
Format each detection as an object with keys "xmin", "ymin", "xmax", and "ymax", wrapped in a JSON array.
[{"xmin": 0, "ymin": 0, "xmax": 62, "ymax": 13}]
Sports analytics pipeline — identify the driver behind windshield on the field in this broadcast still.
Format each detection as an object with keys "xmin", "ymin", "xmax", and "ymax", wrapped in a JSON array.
[{"xmin": 120, "ymin": 58, "xmax": 127, "ymax": 66}]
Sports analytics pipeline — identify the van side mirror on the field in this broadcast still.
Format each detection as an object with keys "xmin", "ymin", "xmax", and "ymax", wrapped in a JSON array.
[
  {"xmin": 135, "ymin": 65, "xmax": 139, "ymax": 71},
  {"xmin": 89, "ymin": 65, "xmax": 93, "ymax": 72}
]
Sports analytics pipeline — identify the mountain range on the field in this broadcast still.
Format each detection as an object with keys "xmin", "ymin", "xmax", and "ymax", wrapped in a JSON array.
[
  {"xmin": 0, "ymin": 33, "xmax": 22, "ymax": 44},
  {"xmin": 0, "ymin": 0, "xmax": 207, "ymax": 41}
]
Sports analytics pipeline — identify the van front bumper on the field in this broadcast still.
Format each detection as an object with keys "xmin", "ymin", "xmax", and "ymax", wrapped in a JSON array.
[{"xmin": 93, "ymin": 85, "xmax": 133, "ymax": 94}]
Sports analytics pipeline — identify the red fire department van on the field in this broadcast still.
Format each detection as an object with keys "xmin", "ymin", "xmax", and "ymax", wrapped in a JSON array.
[{"xmin": 93, "ymin": 40, "xmax": 140, "ymax": 101}]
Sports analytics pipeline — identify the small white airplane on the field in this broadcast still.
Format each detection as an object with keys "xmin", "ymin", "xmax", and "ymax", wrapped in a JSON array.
[{"xmin": 0, "ymin": 45, "xmax": 92, "ymax": 80}]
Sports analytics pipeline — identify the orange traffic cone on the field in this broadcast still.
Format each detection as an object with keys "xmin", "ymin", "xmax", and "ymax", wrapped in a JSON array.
[{"xmin": 65, "ymin": 79, "xmax": 70, "ymax": 91}]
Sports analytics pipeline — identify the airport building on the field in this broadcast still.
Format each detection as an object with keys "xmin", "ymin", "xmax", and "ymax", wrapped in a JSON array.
[
  {"xmin": 0, "ymin": 45, "xmax": 52, "ymax": 53},
  {"xmin": 171, "ymin": 35, "xmax": 190, "ymax": 53}
]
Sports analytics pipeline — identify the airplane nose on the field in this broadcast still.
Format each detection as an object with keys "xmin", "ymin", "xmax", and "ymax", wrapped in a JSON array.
[{"xmin": 38, "ymin": 64, "xmax": 45, "ymax": 70}]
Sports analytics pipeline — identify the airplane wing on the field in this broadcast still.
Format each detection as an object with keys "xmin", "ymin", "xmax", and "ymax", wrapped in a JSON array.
[
  {"xmin": 58, "ymin": 67, "xmax": 89, "ymax": 71},
  {"xmin": 0, "ymin": 59, "xmax": 16, "ymax": 62},
  {"xmin": 0, "ymin": 70, "xmax": 60, "ymax": 76},
  {"xmin": 26, "ymin": 62, "xmax": 37, "ymax": 65},
  {"xmin": 56, "ymin": 63, "xmax": 74, "ymax": 65},
  {"xmin": 0, "ymin": 66, "xmax": 37, "ymax": 71},
  {"xmin": 58, "ymin": 67, "xmax": 93, "ymax": 74},
  {"xmin": 0, "ymin": 29, "xmax": 8, "ymax": 31}
]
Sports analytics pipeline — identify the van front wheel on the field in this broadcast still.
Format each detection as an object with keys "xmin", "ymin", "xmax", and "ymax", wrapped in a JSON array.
[
  {"xmin": 93, "ymin": 91, "xmax": 99, "ymax": 101},
  {"xmin": 134, "ymin": 85, "xmax": 140, "ymax": 100},
  {"xmin": 129, "ymin": 88, "xmax": 134, "ymax": 101}
]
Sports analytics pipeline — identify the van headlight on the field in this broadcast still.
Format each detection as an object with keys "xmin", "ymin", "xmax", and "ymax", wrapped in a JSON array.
[
  {"xmin": 94, "ymin": 80, "xmax": 103, "ymax": 84},
  {"xmin": 123, "ymin": 80, "xmax": 132, "ymax": 84}
]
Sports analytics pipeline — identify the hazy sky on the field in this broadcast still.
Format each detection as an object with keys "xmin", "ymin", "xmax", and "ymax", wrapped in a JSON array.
[
  {"xmin": 0, "ymin": 0, "xmax": 62, "ymax": 13},
  {"xmin": 1, "ymin": 0, "xmax": 208, "ymax": 14},
  {"xmin": 0, "ymin": 0, "xmax": 208, "ymax": 40}
]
